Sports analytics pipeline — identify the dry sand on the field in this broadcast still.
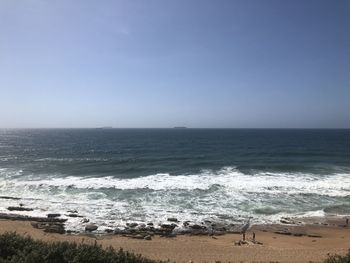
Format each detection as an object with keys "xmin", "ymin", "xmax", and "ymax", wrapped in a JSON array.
[{"xmin": 1, "ymin": 219, "xmax": 350, "ymax": 262}]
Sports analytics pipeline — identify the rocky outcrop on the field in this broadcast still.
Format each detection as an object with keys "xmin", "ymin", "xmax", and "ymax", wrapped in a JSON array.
[
  {"xmin": 85, "ymin": 224, "xmax": 98, "ymax": 232},
  {"xmin": 280, "ymin": 217, "xmax": 296, "ymax": 225},
  {"xmin": 31, "ymin": 222, "xmax": 65, "ymax": 234},
  {"xmin": 167, "ymin": 217, "xmax": 179, "ymax": 222},
  {"xmin": 47, "ymin": 213, "xmax": 61, "ymax": 218},
  {"xmin": 160, "ymin": 223, "xmax": 177, "ymax": 230},
  {"xmin": 144, "ymin": 235, "xmax": 152, "ymax": 240},
  {"xmin": 104, "ymin": 228, "xmax": 114, "ymax": 233},
  {"xmin": 67, "ymin": 213, "xmax": 83, "ymax": 218},
  {"xmin": 126, "ymin": 222, "xmax": 138, "ymax": 228},
  {"xmin": 0, "ymin": 213, "xmax": 67, "ymax": 223},
  {"xmin": 0, "ymin": 196, "xmax": 21, "ymax": 200},
  {"xmin": 189, "ymin": 224, "xmax": 206, "ymax": 230},
  {"xmin": 7, "ymin": 206, "xmax": 33, "ymax": 211}
]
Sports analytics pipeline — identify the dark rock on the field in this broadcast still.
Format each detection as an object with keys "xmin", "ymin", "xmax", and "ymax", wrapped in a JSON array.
[
  {"xmin": 7, "ymin": 206, "xmax": 33, "ymax": 211},
  {"xmin": 147, "ymin": 222, "xmax": 154, "ymax": 226},
  {"xmin": 47, "ymin": 213, "xmax": 61, "ymax": 218},
  {"xmin": 104, "ymin": 228, "xmax": 113, "ymax": 233},
  {"xmin": 31, "ymin": 221, "xmax": 65, "ymax": 234},
  {"xmin": 67, "ymin": 210, "xmax": 78, "ymax": 213},
  {"xmin": 85, "ymin": 224, "xmax": 98, "ymax": 232},
  {"xmin": 37, "ymin": 217, "xmax": 67, "ymax": 223},
  {"xmin": 144, "ymin": 235, "xmax": 152, "ymax": 240},
  {"xmin": 0, "ymin": 196, "xmax": 21, "ymax": 200},
  {"xmin": 126, "ymin": 228, "xmax": 137, "ymax": 233},
  {"xmin": 160, "ymin": 223, "xmax": 177, "ymax": 230},
  {"xmin": 164, "ymin": 232, "xmax": 177, "ymax": 238},
  {"xmin": 190, "ymin": 224, "xmax": 206, "ymax": 230},
  {"xmin": 114, "ymin": 228, "xmax": 123, "ymax": 234},
  {"xmin": 177, "ymin": 229, "xmax": 192, "ymax": 235},
  {"xmin": 0, "ymin": 213, "xmax": 67, "ymax": 223},
  {"xmin": 67, "ymin": 213, "xmax": 83, "ymax": 218},
  {"xmin": 280, "ymin": 217, "xmax": 295, "ymax": 224},
  {"xmin": 126, "ymin": 222, "xmax": 138, "ymax": 228},
  {"xmin": 167, "ymin": 217, "xmax": 179, "ymax": 222},
  {"xmin": 183, "ymin": 221, "xmax": 190, "ymax": 227},
  {"xmin": 213, "ymin": 226, "xmax": 226, "ymax": 232}
]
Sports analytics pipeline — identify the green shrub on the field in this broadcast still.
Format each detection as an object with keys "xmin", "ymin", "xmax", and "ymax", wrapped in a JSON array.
[
  {"xmin": 0, "ymin": 232, "xmax": 161, "ymax": 263},
  {"xmin": 324, "ymin": 250, "xmax": 350, "ymax": 263}
]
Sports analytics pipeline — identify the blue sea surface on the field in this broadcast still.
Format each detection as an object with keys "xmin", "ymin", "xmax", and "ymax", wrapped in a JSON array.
[{"xmin": 0, "ymin": 129, "xmax": 349, "ymax": 231}]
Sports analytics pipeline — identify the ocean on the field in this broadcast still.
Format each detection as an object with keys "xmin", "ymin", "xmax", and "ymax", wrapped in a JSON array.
[{"xmin": 0, "ymin": 129, "xmax": 349, "ymax": 232}]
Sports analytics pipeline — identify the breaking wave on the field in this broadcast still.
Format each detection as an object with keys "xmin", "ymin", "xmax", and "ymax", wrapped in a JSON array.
[
  {"xmin": 2, "ymin": 167, "xmax": 349, "ymax": 196},
  {"xmin": 1, "ymin": 166, "xmax": 349, "ymax": 232}
]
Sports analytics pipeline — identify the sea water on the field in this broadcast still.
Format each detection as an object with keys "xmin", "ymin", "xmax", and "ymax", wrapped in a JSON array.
[{"xmin": 0, "ymin": 129, "xmax": 349, "ymax": 231}]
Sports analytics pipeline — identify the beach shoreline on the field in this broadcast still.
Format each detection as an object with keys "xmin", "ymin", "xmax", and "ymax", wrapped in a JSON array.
[{"xmin": 1, "ymin": 216, "xmax": 349, "ymax": 262}]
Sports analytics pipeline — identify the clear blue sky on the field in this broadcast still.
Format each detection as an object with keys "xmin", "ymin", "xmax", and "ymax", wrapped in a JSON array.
[{"xmin": 0, "ymin": 0, "xmax": 349, "ymax": 128}]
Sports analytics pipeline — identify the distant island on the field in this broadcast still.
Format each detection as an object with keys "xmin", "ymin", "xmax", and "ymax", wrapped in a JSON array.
[
  {"xmin": 96, "ymin": 126, "xmax": 113, "ymax": 129},
  {"xmin": 173, "ymin": 126, "xmax": 187, "ymax": 129}
]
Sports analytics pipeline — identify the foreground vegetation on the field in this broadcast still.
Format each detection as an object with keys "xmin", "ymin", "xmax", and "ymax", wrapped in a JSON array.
[
  {"xmin": 0, "ymin": 232, "xmax": 161, "ymax": 263},
  {"xmin": 324, "ymin": 250, "xmax": 350, "ymax": 263},
  {"xmin": 0, "ymin": 232, "xmax": 349, "ymax": 263}
]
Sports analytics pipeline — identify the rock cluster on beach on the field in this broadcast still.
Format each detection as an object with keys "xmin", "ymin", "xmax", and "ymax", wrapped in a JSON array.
[
  {"xmin": 7, "ymin": 206, "xmax": 34, "ymax": 212},
  {"xmin": 2, "ymin": 203, "xmax": 349, "ymax": 241},
  {"xmin": 0, "ymin": 213, "xmax": 67, "ymax": 234},
  {"xmin": 0, "ymin": 212, "xmax": 245, "ymax": 239},
  {"xmin": 31, "ymin": 221, "xmax": 66, "ymax": 234},
  {"xmin": 110, "ymin": 218, "xmax": 245, "ymax": 240}
]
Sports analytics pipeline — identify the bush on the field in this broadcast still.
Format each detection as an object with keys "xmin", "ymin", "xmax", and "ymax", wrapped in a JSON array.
[
  {"xmin": 0, "ymin": 232, "xmax": 161, "ymax": 263},
  {"xmin": 324, "ymin": 250, "xmax": 350, "ymax": 263}
]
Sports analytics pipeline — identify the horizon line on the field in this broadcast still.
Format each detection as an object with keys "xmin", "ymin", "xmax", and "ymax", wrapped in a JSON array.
[{"xmin": 1, "ymin": 127, "xmax": 350, "ymax": 130}]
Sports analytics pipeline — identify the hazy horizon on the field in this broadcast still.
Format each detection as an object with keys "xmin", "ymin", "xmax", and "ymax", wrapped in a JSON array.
[
  {"xmin": 0, "ymin": 127, "xmax": 350, "ymax": 130},
  {"xmin": 1, "ymin": 0, "xmax": 349, "ymax": 129}
]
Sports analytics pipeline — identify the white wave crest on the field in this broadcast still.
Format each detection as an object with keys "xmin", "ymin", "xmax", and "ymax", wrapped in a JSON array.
[{"xmin": 2, "ymin": 167, "xmax": 350, "ymax": 197}]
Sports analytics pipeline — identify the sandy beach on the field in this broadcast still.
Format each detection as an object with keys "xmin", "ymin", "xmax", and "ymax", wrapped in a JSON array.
[{"xmin": 1, "ymin": 218, "xmax": 350, "ymax": 263}]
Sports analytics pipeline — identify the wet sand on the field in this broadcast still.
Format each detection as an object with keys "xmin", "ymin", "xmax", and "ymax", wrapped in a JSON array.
[{"xmin": 1, "ymin": 219, "xmax": 350, "ymax": 262}]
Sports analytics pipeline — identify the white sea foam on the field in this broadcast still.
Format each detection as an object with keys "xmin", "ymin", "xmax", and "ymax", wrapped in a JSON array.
[
  {"xmin": 0, "ymin": 167, "xmax": 349, "ymax": 232},
  {"xmin": 4, "ymin": 167, "xmax": 349, "ymax": 196}
]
